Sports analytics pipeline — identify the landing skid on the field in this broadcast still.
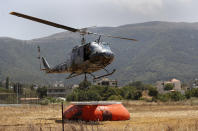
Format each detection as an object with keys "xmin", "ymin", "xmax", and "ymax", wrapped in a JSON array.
[
  {"xmin": 66, "ymin": 73, "xmax": 82, "ymax": 79},
  {"xmin": 89, "ymin": 69, "xmax": 116, "ymax": 80},
  {"xmin": 66, "ymin": 69, "xmax": 116, "ymax": 81}
]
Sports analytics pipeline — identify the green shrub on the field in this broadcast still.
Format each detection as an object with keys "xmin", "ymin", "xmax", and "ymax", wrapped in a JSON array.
[
  {"xmin": 66, "ymin": 83, "xmax": 143, "ymax": 101},
  {"xmin": 128, "ymin": 81, "xmax": 146, "ymax": 90},
  {"xmin": 169, "ymin": 91, "xmax": 185, "ymax": 101},
  {"xmin": 148, "ymin": 87, "xmax": 158, "ymax": 97},
  {"xmin": 158, "ymin": 91, "xmax": 185, "ymax": 102},
  {"xmin": 120, "ymin": 86, "xmax": 142, "ymax": 100},
  {"xmin": 36, "ymin": 86, "xmax": 47, "ymax": 98},
  {"xmin": 67, "ymin": 91, "xmax": 78, "ymax": 101},
  {"xmin": 108, "ymin": 95, "xmax": 123, "ymax": 100},
  {"xmin": 0, "ymin": 87, "xmax": 13, "ymax": 93},
  {"xmin": 185, "ymin": 88, "xmax": 198, "ymax": 99},
  {"xmin": 164, "ymin": 83, "xmax": 174, "ymax": 90},
  {"xmin": 192, "ymin": 88, "xmax": 198, "ymax": 97},
  {"xmin": 185, "ymin": 90, "xmax": 193, "ymax": 99},
  {"xmin": 46, "ymin": 97, "xmax": 56, "ymax": 103},
  {"xmin": 157, "ymin": 94, "xmax": 170, "ymax": 102},
  {"xmin": 86, "ymin": 90, "xmax": 102, "ymax": 101},
  {"xmin": 39, "ymin": 98, "xmax": 49, "ymax": 105}
]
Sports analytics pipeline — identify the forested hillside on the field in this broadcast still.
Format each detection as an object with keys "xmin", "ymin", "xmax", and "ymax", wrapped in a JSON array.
[{"xmin": 1, "ymin": 21, "xmax": 198, "ymax": 85}]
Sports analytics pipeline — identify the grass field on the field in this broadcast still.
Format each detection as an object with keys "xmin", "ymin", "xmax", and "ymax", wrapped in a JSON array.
[{"xmin": 1, "ymin": 101, "xmax": 198, "ymax": 131}]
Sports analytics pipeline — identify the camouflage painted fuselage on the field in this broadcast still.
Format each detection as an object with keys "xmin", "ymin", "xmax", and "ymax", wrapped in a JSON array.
[{"xmin": 46, "ymin": 42, "xmax": 114, "ymax": 75}]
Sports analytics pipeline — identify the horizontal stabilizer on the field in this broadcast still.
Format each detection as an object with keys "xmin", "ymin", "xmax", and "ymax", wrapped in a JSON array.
[{"xmin": 41, "ymin": 57, "xmax": 50, "ymax": 70}]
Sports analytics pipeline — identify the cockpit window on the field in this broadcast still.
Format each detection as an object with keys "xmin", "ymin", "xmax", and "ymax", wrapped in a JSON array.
[
  {"xmin": 89, "ymin": 43, "xmax": 97, "ymax": 51},
  {"xmin": 101, "ymin": 42, "xmax": 111, "ymax": 50}
]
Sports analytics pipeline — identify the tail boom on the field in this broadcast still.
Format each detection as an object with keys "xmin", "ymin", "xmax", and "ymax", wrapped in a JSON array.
[{"xmin": 41, "ymin": 57, "xmax": 51, "ymax": 71}]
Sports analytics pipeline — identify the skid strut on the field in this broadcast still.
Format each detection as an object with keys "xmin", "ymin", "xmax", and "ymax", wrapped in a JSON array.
[
  {"xmin": 89, "ymin": 69, "xmax": 116, "ymax": 80},
  {"xmin": 66, "ymin": 73, "xmax": 82, "ymax": 79}
]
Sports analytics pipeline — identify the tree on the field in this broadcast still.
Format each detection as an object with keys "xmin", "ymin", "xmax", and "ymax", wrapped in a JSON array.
[
  {"xmin": 67, "ymin": 91, "xmax": 78, "ymax": 101},
  {"xmin": 0, "ymin": 81, "xmax": 2, "ymax": 88},
  {"xmin": 164, "ymin": 83, "xmax": 174, "ymax": 90},
  {"xmin": 157, "ymin": 93, "xmax": 170, "ymax": 102},
  {"xmin": 5, "ymin": 77, "xmax": 9, "ymax": 89},
  {"xmin": 79, "ymin": 80, "xmax": 91, "ymax": 89},
  {"xmin": 169, "ymin": 91, "xmax": 185, "ymax": 101},
  {"xmin": 102, "ymin": 87, "xmax": 120, "ymax": 100},
  {"xmin": 184, "ymin": 88, "xmax": 198, "ymax": 99},
  {"xmin": 148, "ymin": 87, "xmax": 158, "ymax": 97},
  {"xmin": 158, "ymin": 91, "xmax": 185, "ymax": 102},
  {"xmin": 120, "ymin": 86, "xmax": 142, "ymax": 100},
  {"xmin": 133, "ymin": 90, "xmax": 142, "ymax": 100},
  {"xmin": 87, "ymin": 90, "xmax": 101, "ymax": 101},
  {"xmin": 192, "ymin": 88, "xmax": 198, "ymax": 97},
  {"xmin": 108, "ymin": 95, "xmax": 123, "ymax": 100},
  {"xmin": 37, "ymin": 86, "xmax": 47, "ymax": 98},
  {"xmin": 128, "ymin": 81, "xmax": 142, "ymax": 87},
  {"xmin": 185, "ymin": 90, "xmax": 193, "ymax": 99},
  {"xmin": 128, "ymin": 81, "xmax": 145, "ymax": 90},
  {"xmin": 13, "ymin": 83, "xmax": 23, "ymax": 95}
]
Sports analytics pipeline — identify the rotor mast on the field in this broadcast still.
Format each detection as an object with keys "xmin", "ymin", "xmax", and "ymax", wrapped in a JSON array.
[{"xmin": 81, "ymin": 34, "xmax": 86, "ymax": 45}]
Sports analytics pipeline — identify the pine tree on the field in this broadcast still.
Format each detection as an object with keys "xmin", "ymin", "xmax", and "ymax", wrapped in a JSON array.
[{"xmin": 5, "ymin": 77, "xmax": 9, "ymax": 89}]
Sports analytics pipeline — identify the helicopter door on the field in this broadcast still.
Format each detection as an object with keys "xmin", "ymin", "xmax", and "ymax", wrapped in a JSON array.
[
  {"xmin": 71, "ymin": 46, "xmax": 84, "ymax": 65},
  {"xmin": 76, "ymin": 46, "xmax": 84, "ymax": 64}
]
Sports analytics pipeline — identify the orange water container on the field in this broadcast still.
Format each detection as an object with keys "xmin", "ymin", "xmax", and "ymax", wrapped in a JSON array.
[{"xmin": 63, "ymin": 101, "xmax": 130, "ymax": 121}]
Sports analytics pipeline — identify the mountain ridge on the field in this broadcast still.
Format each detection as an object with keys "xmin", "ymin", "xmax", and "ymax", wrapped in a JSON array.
[{"xmin": 0, "ymin": 21, "xmax": 198, "ymax": 85}]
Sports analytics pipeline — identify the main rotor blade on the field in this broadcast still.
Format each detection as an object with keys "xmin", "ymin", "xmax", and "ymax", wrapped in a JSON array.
[
  {"xmin": 90, "ymin": 32, "xmax": 137, "ymax": 41},
  {"xmin": 10, "ymin": 12, "xmax": 137, "ymax": 41},
  {"xmin": 10, "ymin": 12, "xmax": 79, "ymax": 32}
]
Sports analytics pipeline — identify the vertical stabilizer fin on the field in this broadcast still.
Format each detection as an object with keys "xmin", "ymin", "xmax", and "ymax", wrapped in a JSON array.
[{"xmin": 41, "ymin": 57, "xmax": 50, "ymax": 70}]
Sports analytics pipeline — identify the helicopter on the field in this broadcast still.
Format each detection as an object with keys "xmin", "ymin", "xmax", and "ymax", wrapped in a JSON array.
[{"xmin": 10, "ymin": 12, "xmax": 137, "ymax": 80}]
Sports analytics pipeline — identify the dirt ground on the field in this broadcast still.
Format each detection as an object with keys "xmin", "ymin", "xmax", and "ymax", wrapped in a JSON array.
[{"xmin": 0, "ymin": 101, "xmax": 198, "ymax": 131}]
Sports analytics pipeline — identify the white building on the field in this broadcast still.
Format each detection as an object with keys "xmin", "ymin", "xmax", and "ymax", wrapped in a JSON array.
[
  {"xmin": 47, "ymin": 81, "xmax": 67, "ymax": 97},
  {"xmin": 192, "ymin": 78, "xmax": 198, "ymax": 89},
  {"xmin": 54, "ymin": 81, "xmax": 64, "ymax": 87},
  {"xmin": 156, "ymin": 78, "xmax": 182, "ymax": 94},
  {"xmin": 94, "ymin": 78, "xmax": 117, "ymax": 87}
]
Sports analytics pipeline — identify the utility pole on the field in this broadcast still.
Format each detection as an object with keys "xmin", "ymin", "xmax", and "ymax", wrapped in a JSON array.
[
  {"xmin": 17, "ymin": 83, "xmax": 18, "ymax": 104},
  {"xmin": 62, "ymin": 102, "xmax": 64, "ymax": 131}
]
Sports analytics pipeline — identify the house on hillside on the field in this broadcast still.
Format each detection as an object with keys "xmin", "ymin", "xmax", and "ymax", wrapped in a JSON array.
[
  {"xmin": 155, "ymin": 78, "xmax": 184, "ymax": 94},
  {"xmin": 93, "ymin": 78, "xmax": 117, "ymax": 87},
  {"xmin": 192, "ymin": 78, "xmax": 198, "ymax": 89},
  {"xmin": 72, "ymin": 84, "xmax": 79, "ymax": 89},
  {"xmin": 47, "ymin": 81, "xmax": 70, "ymax": 97}
]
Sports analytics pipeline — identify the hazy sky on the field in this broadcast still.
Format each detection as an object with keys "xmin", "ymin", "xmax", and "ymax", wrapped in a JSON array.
[{"xmin": 1, "ymin": 0, "xmax": 198, "ymax": 40}]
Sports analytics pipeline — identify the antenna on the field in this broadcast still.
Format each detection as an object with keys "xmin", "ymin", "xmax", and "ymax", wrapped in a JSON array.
[{"xmin": 97, "ymin": 35, "xmax": 101, "ymax": 43}]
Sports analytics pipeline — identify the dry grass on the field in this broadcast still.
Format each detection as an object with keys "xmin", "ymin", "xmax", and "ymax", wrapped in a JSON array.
[{"xmin": 0, "ymin": 101, "xmax": 198, "ymax": 131}]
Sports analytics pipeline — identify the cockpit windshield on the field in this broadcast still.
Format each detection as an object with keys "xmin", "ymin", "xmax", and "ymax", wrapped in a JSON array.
[
  {"xmin": 89, "ymin": 42, "xmax": 112, "ymax": 54},
  {"xmin": 101, "ymin": 42, "xmax": 111, "ymax": 51}
]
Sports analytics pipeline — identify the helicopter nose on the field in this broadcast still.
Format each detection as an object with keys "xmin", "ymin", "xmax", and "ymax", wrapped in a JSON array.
[
  {"xmin": 102, "ymin": 52, "xmax": 114, "ymax": 59},
  {"xmin": 89, "ymin": 51, "xmax": 114, "ymax": 64}
]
